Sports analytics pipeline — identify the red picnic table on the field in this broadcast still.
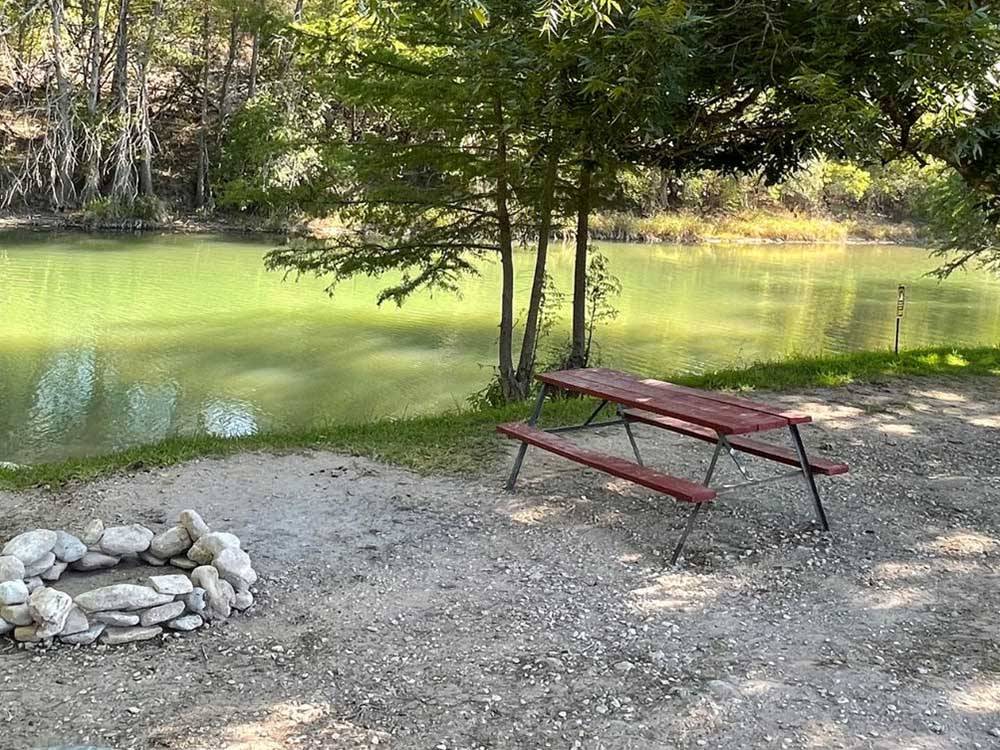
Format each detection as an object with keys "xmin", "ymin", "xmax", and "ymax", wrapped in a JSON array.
[{"xmin": 498, "ymin": 368, "xmax": 848, "ymax": 564}]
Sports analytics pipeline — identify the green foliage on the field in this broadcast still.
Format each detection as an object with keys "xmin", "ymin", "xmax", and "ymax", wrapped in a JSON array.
[{"xmin": 79, "ymin": 196, "xmax": 168, "ymax": 224}]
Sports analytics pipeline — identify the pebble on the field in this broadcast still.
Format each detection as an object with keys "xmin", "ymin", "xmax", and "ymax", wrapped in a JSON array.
[
  {"xmin": 0, "ymin": 555, "xmax": 25, "ymax": 582},
  {"xmin": 139, "ymin": 600, "xmax": 185, "ymax": 627},
  {"xmin": 179, "ymin": 509, "xmax": 210, "ymax": 542},
  {"xmin": 99, "ymin": 625, "xmax": 163, "ymax": 645},
  {"xmin": 75, "ymin": 584, "xmax": 174, "ymax": 613},
  {"xmin": 59, "ymin": 622, "xmax": 106, "ymax": 645},
  {"xmin": 148, "ymin": 574, "xmax": 193, "ymax": 596},
  {"xmin": 187, "ymin": 532, "xmax": 241, "ymax": 565},
  {"xmin": 233, "ymin": 590, "xmax": 254, "ymax": 611},
  {"xmin": 1, "ymin": 529, "xmax": 57, "ymax": 564},
  {"xmin": 52, "ymin": 530, "xmax": 87, "ymax": 563},
  {"xmin": 99, "ymin": 524, "xmax": 154, "ymax": 556},
  {"xmin": 149, "ymin": 526, "xmax": 192, "ymax": 559},
  {"xmin": 23, "ymin": 552, "xmax": 56, "ymax": 578},
  {"xmin": 0, "ymin": 579, "xmax": 28, "ymax": 606}
]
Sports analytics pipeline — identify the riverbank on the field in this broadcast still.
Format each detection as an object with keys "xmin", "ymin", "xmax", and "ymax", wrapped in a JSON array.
[
  {"xmin": 1, "ymin": 208, "xmax": 922, "ymax": 245},
  {"xmin": 2, "ymin": 375, "xmax": 998, "ymax": 748},
  {"xmin": 2, "ymin": 346, "xmax": 994, "ymax": 491}
]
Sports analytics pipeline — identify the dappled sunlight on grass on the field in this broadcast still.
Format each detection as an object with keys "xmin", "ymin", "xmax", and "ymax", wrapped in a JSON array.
[
  {"xmin": 877, "ymin": 422, "xmax": 918, "ymax": 436},
  {"xmin": 967, "ymin": 415, "xmax": 1000, "ymax": 428},
  {"xmin": 854, "ymin": 586, "xmax": 935, "ymax": 611}
]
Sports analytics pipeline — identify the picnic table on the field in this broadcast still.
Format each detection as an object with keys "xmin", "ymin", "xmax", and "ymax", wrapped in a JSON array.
[{"xmin": 498, "ymin": 368, "xmax": 848, "ymax": 564}]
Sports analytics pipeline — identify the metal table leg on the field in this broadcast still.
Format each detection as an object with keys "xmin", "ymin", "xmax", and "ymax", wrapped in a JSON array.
[
  {"xmin": 789, "ymin": 425, "xmax": 830, "ymax": 531},
  {"xmin": 619, "ymin": 405, "xmax": 644, "ymax": 465},
  {"xmin": 505, "ymin": 383, "xmax": 549, "ymax": 491},
  {"xmin": 670, "ymin": 440, "xmax": 723, "ymax": 564}
]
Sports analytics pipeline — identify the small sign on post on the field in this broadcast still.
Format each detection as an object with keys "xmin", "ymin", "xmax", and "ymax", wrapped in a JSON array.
[{"xmin": 894, "ymin": 285, "xmax": 906, "ymax": 354}]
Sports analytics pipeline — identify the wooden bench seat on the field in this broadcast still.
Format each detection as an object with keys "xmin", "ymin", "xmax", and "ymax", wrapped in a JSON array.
[
  {"xmin": 623, "ymin": 409, "xmax": 849, "ymax": 476},
  {"xmin": 498, "ymin": 422, "xmax": 717, "ymax": 503}
]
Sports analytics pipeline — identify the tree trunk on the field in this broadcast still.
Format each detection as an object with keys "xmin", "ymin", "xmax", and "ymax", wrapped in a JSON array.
[
  {"xmin": 493, "ymin": 94, "xmax": 517, "ymax": 400},
  {"xmin": 48, "ymin": 0, "xmax": 76, "ymax": 209},
  {"xmin": 195, "ymin": 11, "xmax": 213, "ymax": 209},
  {"xmin": 109, "ymin": 0, "xmax": 136, "ymax": 203},
  {"xmin": 137, "ymin": 0, "xmax": 163, "ymax": 198},
  {"xmin": 219, "ymin": 9, "xmax": 239, "ymax": 123},
  {"xmin": 514, "ymin": 145, "xmax": 559, "ymax": 394},
  {"xmin": 248, "ymin": 30, "xmax": 260, "ymax": 99},
  {"xmin": 80, "ymin": 0, "xmax": 102, "ymax": 204},
  {"xmin": 568, "ymin": 162, "xmax": 593, "ymax": 369}
]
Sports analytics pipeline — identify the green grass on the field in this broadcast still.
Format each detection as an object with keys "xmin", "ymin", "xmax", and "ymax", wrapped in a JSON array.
[{"xmin": 1, "ymin": 345, "xmax": 996, "ymax": 491}]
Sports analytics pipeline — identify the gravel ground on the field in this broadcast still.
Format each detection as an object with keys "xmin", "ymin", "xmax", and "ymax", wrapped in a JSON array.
[{"xmin": 1, "ymin": 377, "xmax": 999, "ymax": 750}]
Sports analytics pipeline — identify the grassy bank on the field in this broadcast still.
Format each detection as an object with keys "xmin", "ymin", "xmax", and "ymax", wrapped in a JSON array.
[
  {"xmin": 589, "ymin": 210, "xmax": 922, "ymax": 245},
  {"xmin": 1, "ymin": 346, "xmax": 995, "ymax": 492}
]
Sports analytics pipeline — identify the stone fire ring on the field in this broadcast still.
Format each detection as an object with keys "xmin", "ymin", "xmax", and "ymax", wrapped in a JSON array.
[{"xmin": 0, "ymin": 510, "xmax": 257, "ymax": 647}]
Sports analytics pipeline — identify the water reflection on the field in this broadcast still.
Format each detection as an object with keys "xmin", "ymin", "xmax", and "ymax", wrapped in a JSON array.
[{"xmin": 0, "ymin": 229, "xmax": 998, "ymax": 463}]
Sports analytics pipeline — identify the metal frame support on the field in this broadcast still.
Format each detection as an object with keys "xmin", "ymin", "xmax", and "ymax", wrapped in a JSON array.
[
  {"xmin": 619, "ymin": 405, "xmax": 644, "ymax": 465},
  {"xmin": 789, "ymin": 425, "xmax": 830, "ymax": 531},
  {"xmin": 505, "ymin": 384, "xmax": 549, "ymax": 491},
  {"xmin": 669, "ymin": 440, "xmax": 723, "ymax": 564}
]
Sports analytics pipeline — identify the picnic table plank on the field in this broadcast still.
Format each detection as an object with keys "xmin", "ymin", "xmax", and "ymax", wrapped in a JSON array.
[
  {"xmin": 538, "ymin": 368, "xmax": 793, "ymax": 434},
  {"xmin": 498, "ymin": 422, "xmax": 717, "ymax": 502}
]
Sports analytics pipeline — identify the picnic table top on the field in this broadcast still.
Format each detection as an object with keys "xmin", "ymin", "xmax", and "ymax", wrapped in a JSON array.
[{"xmin": 538, "ymin": 367, "xmax": 812, "ymax": 435}]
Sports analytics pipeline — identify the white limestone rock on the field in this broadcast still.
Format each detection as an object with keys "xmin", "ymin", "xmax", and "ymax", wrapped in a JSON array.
[
  {"xmin": 139, "ymin": 551, "xmax": 168, "ymax": 567},
  {"xmin": 1, "ymin": 529, "xmax": 57, "ymax": 564},
  {"xmin": 149, "ymin": 526, "xmax": 192, "ymax": 559},
  {"xmin": 71, "ymin": 551, "xmax": 121, "ymax": 571},
  {"xmin": 52, "ymin": 530, "xmax": 87, "ymax": 563},
  {"xmin": 0, "ymin": 579, "xmax": 28, "ymax": 606},
  {"xmin": 99, "ymin": 525, "xmax": 154, "ymax": 556},
  {"xmin": 23, "ymin": 552, "xmax": 56, "ymax": 578},
  {"xmin": 24, "ymin": 577, "xmax": 43, "ymax": 593},
  {"xmin": 233, "ymin": 590, "xmax": 254, "ymax": 611},
  {"xmin": 75, "ymin": 584, "xmax": 174, "ymax": 613},
  {"xmin": 178, "ymin": 510, "xmax": 209, "ymax": 542},
  {"xmin": 167, "ymin": 614, "xmax": 203, "ymax": 631},
  {"xmin": 0, "ymin": 603, "xmax": 33, "ymax": 626},
  {"xmin": 139, "ymin": 601, "xmax": 185, "ymax": 627},
  {"xmin": 191, "ymin": 565, "xmax": 235, "ymax": 621},
  {"xmin": 59, "ymin": 606, "xmax": 90, "ymax": 636},
  {"xmin": 187, "ymin": 532, "xmax": 240, "ymax": 565},
  {"xmin": 60, "ymin": 622, "xmax": 105, "ymax": 645},
  {"xmin": 29, "ymin": 587, "xmax": 74, "ymax": 638},
  {"xmin": 183, "ymin": 587, "xmax": 206, "ymax": 615},
  {"xmin": 81, "ymin": 519, "xmax": 105, "ymax": 546},
  {"xmin": 41, "ymin": 560, "xmax": 68, "ymax": 581},
  {"xmin": 14, "ymin": 624, "xmax": 41, "ymax": 642},
  {"xmin": 213, "ymin": 547, "xmax": 257, "ymax": 592},
  {"xmin": 0, "ymin": 555, "xmax": 25, "ymax": 582},
  {"xmin": 148, "ymin": 574, "xmax": 193, "ymax": 596},
  {"xmin": 92, "ymin": 611, "xmax": 140, "ymax": 627},
  {"xmin": 169, "ymin": 556, "xmax": 198, "ymax": 570},
  {"xmin": 0, "ymin": 618, "xmax": 13, "ymax": 635},
  {"xmin": 100, "ymin": 625, "xmax": 162, "ymax": 645}
]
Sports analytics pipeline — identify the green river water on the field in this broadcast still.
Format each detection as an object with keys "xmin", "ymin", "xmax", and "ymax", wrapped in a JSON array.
[{"xmin": 2, "ymin": 229, "xmax": 998, "ymax": 463}]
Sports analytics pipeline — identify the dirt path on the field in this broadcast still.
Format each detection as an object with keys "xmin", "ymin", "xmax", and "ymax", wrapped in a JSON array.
[{"xmin": 2, "ymin": 377, "xmax": 998, "ymax": 750}]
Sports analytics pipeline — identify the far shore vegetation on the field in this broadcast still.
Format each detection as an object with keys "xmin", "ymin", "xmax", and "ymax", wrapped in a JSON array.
[{"xmin": 3, "ymin": 346, "xmax": 996, "ymax": 493}]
